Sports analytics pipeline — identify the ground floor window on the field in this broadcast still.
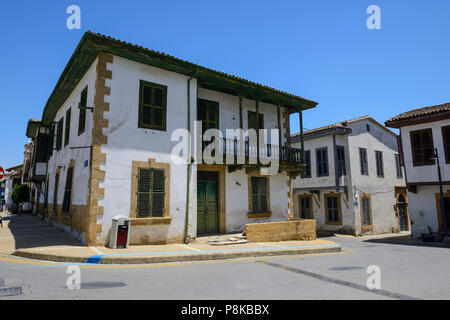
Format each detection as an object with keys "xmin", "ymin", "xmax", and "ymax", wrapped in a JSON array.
[
  {"xmin": 360, "ymin": 193, "xmax": 373, "ymax": 228},
  {"xmin": 298, "ymin": 194, "xmax": 313, "ymax": 219},
  {"xmin": 250, "ymin": 176, "xmax": 269, "ymax": 213},
  {"xmin": 325, "ymin": 193, "xmax": 341, "ymax": 225},
  {"xmin": 137, "ymin": 168, "xmax": 165, "ymax": 217},
  {"xmin": 62, "ymin": 166, "xmax": 74, "ymax": 214}
]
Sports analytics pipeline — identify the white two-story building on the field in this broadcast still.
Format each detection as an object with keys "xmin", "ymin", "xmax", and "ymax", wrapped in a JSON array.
[
  {"xmin": 386, "ymin": 103, "xmax": 450, "ymax": 238},
  {"xmin": 25, "ymin": 32, "xmax": 317, "ymax": 246},
  {"xmin": 292, "ymin": 116, "xmax": 407, "ymax": 236}
]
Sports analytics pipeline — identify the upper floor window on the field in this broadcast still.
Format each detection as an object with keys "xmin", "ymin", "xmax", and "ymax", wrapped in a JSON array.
[
  {"xmin": 248, "ymin": 111, "xmax": 264, "ymax": 131},
  {"xmin": 301, "ymin": 150, "xmax": 311, "ymax": 178},
  {"xmin": 410, "ymin": 128, "xmax": 434, "ymax": 166},
  {"xmin": 316, "ymin": 147, "xmax": 329, "ymax": 177},
  {"xmin": 336, "ymin": 146, "xmax": 346, "ymax": 177},
  {"xmin": 138, "ymin": 80, "xmax": 167, "ymax": 131},
  {"xmin": 198, "ymin": 99, "xmax": 219, "ymax": 133},
  {"xmin": 64, "ymin": 108, "xmax": 71, "ymax": 147},
  {"xmin": 442, "ymin": 126, "xmax": 450, "ymax": 163},
  {"xmin": 78, "ymin": 86, "xmax": 88, "ymax": 135},
  {"xmin": 359, "ymin": 148, "xmax": 368, "ymax": 175},
  {"xmin": 395, "ymin": 154, "xmax": 403, "ymax": 178},
  {"xmin": 375, "ymin": 151, "xmax": 384, "ymax": 178},
  {"xmin": 56, "ymin": 117, "xmax": 64, "ymax": 151}
]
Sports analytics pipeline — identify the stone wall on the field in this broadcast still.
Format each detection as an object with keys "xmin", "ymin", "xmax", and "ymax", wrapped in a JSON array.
[{"xmin": 245, "ymin": 220, "xmax": 316, "ymax": 242}]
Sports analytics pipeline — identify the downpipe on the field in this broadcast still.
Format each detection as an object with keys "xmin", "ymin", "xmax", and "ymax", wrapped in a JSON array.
[{"xmin": 184, "ymin": 69, "xmax": 199, "ymax": 244}]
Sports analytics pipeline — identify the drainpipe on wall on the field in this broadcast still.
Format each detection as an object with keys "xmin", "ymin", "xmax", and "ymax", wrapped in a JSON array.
[{"xmin": 184, "ymin": 69, "xmax": 199, "ymax": 244}]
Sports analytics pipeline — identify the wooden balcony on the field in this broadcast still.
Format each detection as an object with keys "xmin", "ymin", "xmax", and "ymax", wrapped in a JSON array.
[{"xmin": 200, "ymin": 137, "xmax": 305, "ymax": 173}]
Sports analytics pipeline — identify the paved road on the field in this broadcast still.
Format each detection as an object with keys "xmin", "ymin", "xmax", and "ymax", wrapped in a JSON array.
[{"xmin": 0, "ymin": 234, "xmax": 448, "ymax": 300}]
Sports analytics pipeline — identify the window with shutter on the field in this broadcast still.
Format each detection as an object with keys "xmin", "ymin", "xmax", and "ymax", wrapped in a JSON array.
[
  {"xmin": 64, "ymin": 108, "xmax": 71, "ymax": 147},
  {"xmin": 359, "ymin": 148, "xmax": 368, "ymax": 175},
  {"xmin": 360, "ymin": 194, "xmax": 372, "ymax": 227},
  {"xmin": 78, "ymin": 86, "xmax": 88, "ymax": 135},
  {"xmin": 325, "ymin": 193, "xmax": 341, "ymax": 224},
  {"xmin": 62, "ymin": 166, "xmax": 73, "ymax": 214},
  {"xmin": 53, "ymin": 173, "xmax": 59, "ymax": 212},
  {"xmin": 395, "ymin": 154, "xmax": 403, "ymax": 178},
  {"xmin": 137, "ymin": 168, "xmax": 165, "ymax": 217},
  {"xmin": 248, "ymin": 111, "xmax": 264, "ymax": 131},
  {"xmin": 250, "ymin": 177, "xmax": 268, "ymax": 213},
  {"xmin": 298, "ymin": 195, "xmax": 313, "ymax": 219},
  {"xmin": 57, "ymin": 118, "xmax": 64, "ymax": 151},
  {"xmin": 375, "ymin": 151, "xmax": 384, "ymax": 177},
  {"xmin": 442, "ymin": 126, "xmax": 450, "ymax": 163},
  {"xmin": 138, "ymin": 80, "xmax": 167, "ymax": 131},
  {"xmin": 336, "ymin": 146, "xmax": 346, "ymax": 177},
  {"xmin": 301, "ymin": 150, "xmax": 311, "ymax": 178},
  {"xmin": 316, "ymin": 147, "xmax": 329, "ymax": 177},
  {"xmin": 410, "ymin": 129, "xmax": 434, "ymax": 166}
]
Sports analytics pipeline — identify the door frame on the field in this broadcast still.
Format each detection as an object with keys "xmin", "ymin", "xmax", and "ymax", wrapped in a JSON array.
[
  {"xmin": 197, "ymin": 164, "xmax": 226, "ymax": 234},
  {"xmin": 434, "ymin": 190, "xmax": 450, "ymax": 232},
  {"xmin": 395, "ymin": 187, "xmax": 409, "ymax": 232}
]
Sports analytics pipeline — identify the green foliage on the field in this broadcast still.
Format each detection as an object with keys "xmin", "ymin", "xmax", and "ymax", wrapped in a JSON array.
[{"xmin": 11, "ymin": 184, "xmax": 30, "ymax": 205}]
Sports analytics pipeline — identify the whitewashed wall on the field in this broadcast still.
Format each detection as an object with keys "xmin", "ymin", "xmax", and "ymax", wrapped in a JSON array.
[
  {"xmin": 400, "ymin": 119, "xmax": 450, "ymax": 183},
  {"xmin": 292, "ymin": 119, "xmax": 405, "ymax": 235},
  {"xmin": 38, "ymin": 58, "xmax": 98, "ymax": 243},
  {"xmin": 102, "ymin": 55, "xmax": 197, "ymax": 244},
  {"xmin": 347, "ymin": 119, "xmax": 404, "ymax": 234},
  {"xmin": 399, "ymin": 119, "xmax": 450, "ymax": 237}
]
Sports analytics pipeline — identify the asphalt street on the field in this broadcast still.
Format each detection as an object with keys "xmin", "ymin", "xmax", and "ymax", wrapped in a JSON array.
[{"xmin": 0, "ymin": 235, "xmax": 448, "ymax": 300}]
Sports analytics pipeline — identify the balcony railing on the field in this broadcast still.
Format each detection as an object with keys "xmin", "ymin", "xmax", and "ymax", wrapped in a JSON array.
[{"xmin": 201, "ymin": 137, "xmax": 303, "ymax": 166}]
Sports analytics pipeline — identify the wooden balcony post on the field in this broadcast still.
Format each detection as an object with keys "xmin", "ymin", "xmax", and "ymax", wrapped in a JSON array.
[
  {"xmin": 299, "ymin": 109, "xmax": 304, "ymax": 162},
  {"xmin": 277, "ymin": 104, "xmax": 282, "ymax": 167}
]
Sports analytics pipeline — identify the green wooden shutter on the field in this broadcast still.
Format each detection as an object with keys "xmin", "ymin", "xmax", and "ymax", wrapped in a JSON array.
[
  {"xmin": 62, "ymin": 167, "xmax": 73, "ymax": 213},
  {"xmin": 137, "ymin": 168, "xmax": 151, "ymax": 217},
  {"xmin": 151, "ymin": 169, "xmax": 165, "ymax": 217},
  {"xmin": 64, "ymin": 109, "xmax": 71, "ymax": 146}
]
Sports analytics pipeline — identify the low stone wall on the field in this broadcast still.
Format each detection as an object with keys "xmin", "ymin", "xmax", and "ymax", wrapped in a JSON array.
[{"xmin": 245, "ymin": 219, "xmax": 316, "ymax": 242}]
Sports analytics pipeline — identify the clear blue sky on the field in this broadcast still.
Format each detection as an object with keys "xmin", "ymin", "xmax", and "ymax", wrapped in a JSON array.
[{"xmin": 1, "ymin": 0, "xmax": 450, "ymax": 169}]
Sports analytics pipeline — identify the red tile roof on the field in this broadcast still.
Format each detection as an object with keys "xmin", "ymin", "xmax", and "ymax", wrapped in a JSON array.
[{"xmin": 385, "ymin": 102, "xmax": 450, "ymax": 127}]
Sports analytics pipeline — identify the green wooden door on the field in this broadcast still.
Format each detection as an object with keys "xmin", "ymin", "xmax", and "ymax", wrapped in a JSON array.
[{"xmin": 197, "ymin": 180, "xmax": 218, "ymax": 235}]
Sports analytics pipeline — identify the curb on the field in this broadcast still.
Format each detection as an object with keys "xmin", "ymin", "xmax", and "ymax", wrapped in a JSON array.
[{"xmin": 13, "ymin": 245, "xmax": 342, "ymax": 265}]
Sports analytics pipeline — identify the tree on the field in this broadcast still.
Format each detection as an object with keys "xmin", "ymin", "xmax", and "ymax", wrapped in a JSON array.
[{"xmin": 11, "ymin": 184, "xmax": 30, "ymax": 205}]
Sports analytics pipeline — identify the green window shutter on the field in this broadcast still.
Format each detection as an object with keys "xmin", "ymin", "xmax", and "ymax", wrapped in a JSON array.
[
  {"xmin": 251, "ymin": 177, "xmax": 268, "ymax": 213},
  {"xmin": 57, "ymin": 118, "xmax": 64, "ymax": 151},
  {"xmin": 151, "ymin": 169, "xmax": 165, "ymax": 217},
  {"xmin": 64, "ymin": 108, "xmax": 71, "ymax": 147},
  {"xmin": 78, "ymin": 86, "xmax": 87, "ymax": 135},
  {"xmin": 138, "ymin": 81, "xmax": 167, "ymax": 131},
  {"xmin": 137, "ymin": 168, "xmax": 151, "ymax": 217},
  {"xmin": 62, "ymin": 167, "xmax": 73, "ymax": 213}
]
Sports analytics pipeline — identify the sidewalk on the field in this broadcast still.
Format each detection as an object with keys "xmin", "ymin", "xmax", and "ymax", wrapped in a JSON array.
[{"xmin": 1, "ymin": 212, "xmax": 341, "ymax": 265}]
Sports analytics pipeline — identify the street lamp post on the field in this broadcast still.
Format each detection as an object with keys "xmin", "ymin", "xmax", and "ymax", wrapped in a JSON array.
[{"xmin": 430, "ymin": 148, "xmax": 448, "ymax": 236}]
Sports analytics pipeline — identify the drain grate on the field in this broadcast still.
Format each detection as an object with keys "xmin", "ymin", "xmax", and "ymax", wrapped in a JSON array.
[{"xmin": 81, "ymin": 281, "xmax": 127, "ymax": 290}]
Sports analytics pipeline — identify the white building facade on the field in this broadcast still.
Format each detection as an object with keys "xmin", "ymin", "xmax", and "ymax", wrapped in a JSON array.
[
  {"xmin": 292, "ymin": 116, "xmax": 407, "ymax": 236},
  {"xmin": 25, "ymin": 32, "xmax": 316, "ymax": 246},
  {"xmin": 386, "ymin": 103, "xmax": 450, "ymax": 238}
]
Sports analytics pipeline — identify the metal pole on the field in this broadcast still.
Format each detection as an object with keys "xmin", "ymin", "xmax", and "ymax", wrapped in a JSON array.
[{"xmin": 435, "ymin": 148, "xmax": 448, "ymax": 235}]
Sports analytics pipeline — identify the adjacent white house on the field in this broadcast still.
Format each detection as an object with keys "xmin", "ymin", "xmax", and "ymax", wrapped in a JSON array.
[
  {"xmin": 291, "ymin": 116, "xmax": 407, "ymax": 236},
  {"xmin": 25, "ymin": 32, "xmax": 317, "ymax": 246},
  {"xmin": 386, "ymin": 103, "xmax": 450, "ymax": 238}
]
